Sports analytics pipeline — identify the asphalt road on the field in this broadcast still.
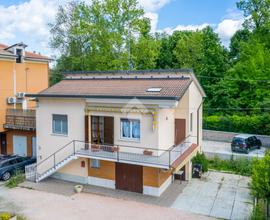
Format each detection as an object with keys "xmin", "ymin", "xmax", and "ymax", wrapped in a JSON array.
[{"xmin": 202, "ymin": 140, "xmax": 266, "ymax": 160}]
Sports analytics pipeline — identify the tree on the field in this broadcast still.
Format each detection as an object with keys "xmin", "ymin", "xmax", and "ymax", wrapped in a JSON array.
[
  {"xmin": 229, "ymin": 29, "xmax": 251, "ymax": 60},
  {"xmin": 251, "ymin": 151, "xmax": 270, "ymax": 217}
]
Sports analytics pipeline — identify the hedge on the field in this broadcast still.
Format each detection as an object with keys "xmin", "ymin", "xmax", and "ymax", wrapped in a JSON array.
[{"xmin": 203, "ymin": 114, "xmax": 270, "ymax": 135}]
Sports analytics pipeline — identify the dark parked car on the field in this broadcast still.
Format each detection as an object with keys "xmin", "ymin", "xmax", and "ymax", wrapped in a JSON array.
[
  {"xmin": 0, "ymin": 155, "xmax": 36, "ymax": 181},
  {"xmin": 231, "ymin": 134, "xmax": 262, "ymax": 154}
]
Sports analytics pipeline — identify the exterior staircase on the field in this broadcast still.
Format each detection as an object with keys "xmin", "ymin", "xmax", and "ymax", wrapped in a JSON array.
[
  {"xmin": 36, "ymin": 154, "xmax": 77, "ymax": 182},
  {"xmin": 25, "ymin": 140, "xmax": 79, "ymax": 182}
]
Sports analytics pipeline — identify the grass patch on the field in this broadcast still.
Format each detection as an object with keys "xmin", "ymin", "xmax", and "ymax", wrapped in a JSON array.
[
  {"xmin": 0, "ymin": 213, "xmax": 27, "ymax": 220},
  {"xmin": 5, "ymin": 171, "xmax": 25, "ymax": 188},
  {"xmin": 208, "ymin": 156, "xmax": 253, "ymax": 176},
  {"xmin": 250, "ymin": 199, "xmax": 267, "ymax": 220}
]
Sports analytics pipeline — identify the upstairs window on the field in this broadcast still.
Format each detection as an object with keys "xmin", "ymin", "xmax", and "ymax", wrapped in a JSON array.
[
  {"xmin": 16, "ymin": 49, "xmax": 23, "ymax": 63},
  {"xmin": 120, "ymin": 119, "xmax": 140, "ymax": 141},
  {"xmin": 52, "ymin": 114, "xmax": 68, "ymax": 135}
]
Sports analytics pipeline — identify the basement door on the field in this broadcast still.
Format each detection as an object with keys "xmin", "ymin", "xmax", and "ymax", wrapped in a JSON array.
[
  {"xmin": 13, "ymin": 135, "xmax": 27, "ymax": 157},
  {"xmin": 115, "ymin": 163, "xmax": 143, "ymax": 193}
]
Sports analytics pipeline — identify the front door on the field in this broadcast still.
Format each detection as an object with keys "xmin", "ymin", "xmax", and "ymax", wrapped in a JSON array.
[
  {"xmin": 175, "ymin": 119, "xmax": 186, "ymax": 145},
  {"xmin": 13, "ymin": 135, "xmax": 27, "ymax": 157},
  {"xmin": 0, "ymin": 133, "xmax": 7, "ymax": 155},
  {"xmin": 115, "ymin": 163, "xmax": 143, "ymax": 193}
]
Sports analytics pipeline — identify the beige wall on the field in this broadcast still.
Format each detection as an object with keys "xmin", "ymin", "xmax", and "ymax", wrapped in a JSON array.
[
  {"xmin": 58, "ymin": 158, "xmax": 88, "ymax": 177},
  {"xmin": 174, "ymin": 82, "xmax": 203, "ymax": 145},
  {"xmin": 158, "ymin": 108, "xmax": 175, "ymax": 150},
  {"xmin": 36, "ymin": 98, "xmax": 85, "ymax": 172}
]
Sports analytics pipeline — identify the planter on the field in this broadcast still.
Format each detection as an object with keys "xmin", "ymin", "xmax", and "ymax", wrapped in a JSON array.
[
  {"xmin": 74, "ymin": 185, "xmax": 83, "ymax": 193},
  {"xmin": 91, "ymin": 144, "xmax": 100, "ymax": 152},
  {"xmin": 143, "ymin": 150, "xmax": 153, "ymax": 156}
]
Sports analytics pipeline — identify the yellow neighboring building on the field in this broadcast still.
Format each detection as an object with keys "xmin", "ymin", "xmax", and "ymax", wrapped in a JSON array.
[{"xmin": 0, "ymin": 42, "xmax": 50, "ymax": 157}]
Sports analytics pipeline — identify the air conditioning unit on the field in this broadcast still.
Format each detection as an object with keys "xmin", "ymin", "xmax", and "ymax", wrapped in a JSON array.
[
  {"xmin": 16, "ymin": 92, "xmax": 26, "ymax": 99},
  {"xmin": 7, "ymin": 97, "xmax": 16, "ymax": 104}
]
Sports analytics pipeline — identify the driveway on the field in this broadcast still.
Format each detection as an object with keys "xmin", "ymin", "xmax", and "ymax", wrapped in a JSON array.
[
  {"xmin": 0, "ymin": 185, "xmax": 213, "ymax": 220},
  {"xmin": 202, "ymin": 140, "xmax": 266, "ymax": 160},
  {"xmin": 172, "ymin": 171, "xmax": 253, "ymax": 220}
]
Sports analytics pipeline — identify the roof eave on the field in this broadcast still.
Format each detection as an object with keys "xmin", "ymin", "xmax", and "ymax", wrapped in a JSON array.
[{"xmin": 25, "ymin": 94, "xmax": 180, "ymax": 101}]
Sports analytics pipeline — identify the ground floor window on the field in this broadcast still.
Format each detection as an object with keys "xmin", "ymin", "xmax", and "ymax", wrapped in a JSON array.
[
  {"xmin": 90, "ymin": 159, "xmax": 100, "ymax": 168},
  {"xmin": 120, "ymin": 119, "xmax": 140, "ymax": 140}
]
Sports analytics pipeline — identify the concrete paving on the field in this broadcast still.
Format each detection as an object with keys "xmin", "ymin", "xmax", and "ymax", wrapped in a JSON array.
[
  {"xmin": 202, "ymin": 140, "xmax": 266, "ymax": 160},
  {"xmin": 19, "ymin": 177, "xmax": 187, "ymax": 207},
  {"xmin": 0, "ymin": 186, "xmax": 214, "ymax": 220},
  {"xmin": 172, "ymin": 171, "xmax": 253, "ymax": 220}
]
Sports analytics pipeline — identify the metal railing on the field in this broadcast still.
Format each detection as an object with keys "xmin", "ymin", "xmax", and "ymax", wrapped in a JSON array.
[
  {"xmin": 4, "ymin": 109, "xmax": 36, "ymax": 130},
  {"xmin": 27, "ymin": 136, "xmax": 194, "ymax": 182}
]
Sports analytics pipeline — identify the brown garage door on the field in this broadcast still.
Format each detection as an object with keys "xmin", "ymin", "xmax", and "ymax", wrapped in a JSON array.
[{"xmin": 115, "ymin": 163, "xmax": 143, "ymax": 193}]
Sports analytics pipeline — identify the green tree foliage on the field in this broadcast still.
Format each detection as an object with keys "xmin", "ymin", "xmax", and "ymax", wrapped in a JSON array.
[
  {"xmin": 251, "ymin": 151, "xmax": 270, "ymax": 199},
  {"xmin": 49, "ymin": 0, "xmax": 270, "ymax": 135}
]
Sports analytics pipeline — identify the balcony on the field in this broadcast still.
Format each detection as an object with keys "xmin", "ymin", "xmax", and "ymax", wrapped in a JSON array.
[
  {"xmin": 4, "ymin": 109, "xmax": 36, "ymax": 131},
  {"xmin": 75, "ymin": 136, "xmax": 196, "ymax": 169}
]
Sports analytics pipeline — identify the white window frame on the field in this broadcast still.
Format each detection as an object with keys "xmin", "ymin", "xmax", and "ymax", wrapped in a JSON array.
[
  {"xmin": 120, "ymin": 118, "xmax": 141, "ymax": 141},
  {"xmin": 52, "ymin": 114, "xmax": 68, "ymax": 135},
  {"xmin": 90, "ymin": 159, "xmax": 100, "ymax": 169}
]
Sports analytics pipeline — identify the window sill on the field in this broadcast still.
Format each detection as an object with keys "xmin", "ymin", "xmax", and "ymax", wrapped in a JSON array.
[
  {"xmin": 119, "ymin": 138, "xmax": 141, "ymax": 143},
  {"xmin": 51, "ymin": 133, "xmax": 68, "ymax": 137}
]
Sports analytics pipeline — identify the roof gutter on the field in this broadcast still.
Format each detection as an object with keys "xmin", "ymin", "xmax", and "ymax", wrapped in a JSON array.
[{"xmin": 25, "ymin": 93, "xmax": 180, "ymax": 101}]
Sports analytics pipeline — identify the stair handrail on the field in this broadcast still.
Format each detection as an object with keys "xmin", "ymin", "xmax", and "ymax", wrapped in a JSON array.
[{"xmin": 35, "ymin": 140, "xmax": 75, "ymax": 169}]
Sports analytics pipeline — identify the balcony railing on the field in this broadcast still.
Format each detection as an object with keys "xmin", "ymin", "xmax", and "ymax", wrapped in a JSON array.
[
  {"xmin": 4, "ymin": 109, "xmax": 36, "ymax": 131},
  {"xmin": 75, "ymin": 137, "xmax": 194, "ymax": 169}
]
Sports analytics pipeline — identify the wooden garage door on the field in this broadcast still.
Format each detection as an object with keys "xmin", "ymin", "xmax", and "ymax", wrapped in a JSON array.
[
  {"xmin": 115, "ymin": 163, "xmax": 143, "ymax": 193},
  {"xmin": 175, "ymin": 119, "xmax": 186, "ymax": 145}
]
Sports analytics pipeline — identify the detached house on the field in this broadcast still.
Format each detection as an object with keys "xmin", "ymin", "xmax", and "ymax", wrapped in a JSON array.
[
  {"xmin": 0, "ymin": 42, "xmax": 51, "ymax": 158},
  {"xmin": 27, "ymin": 70, "xmax": 205, "ymax": 196}
]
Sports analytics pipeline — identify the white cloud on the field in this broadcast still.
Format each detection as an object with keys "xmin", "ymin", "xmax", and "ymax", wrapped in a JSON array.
[
  {"xmin": 0, "ymin": 0, "xmax": 59, "ymax": 55},
  {"xmin": 144, "ymin": 12, "xmax": 159, "ymax": 33},
  {"xmin": 215, "ymin": 18, "xmax": 244, "ymax": 46},
  {"xmin": 138, "ymin": 0, "xmax": 171, "ymax": 12},
  {"xmin": 161, "ymin": 23, "xmax": 210, "ymax": 35}
]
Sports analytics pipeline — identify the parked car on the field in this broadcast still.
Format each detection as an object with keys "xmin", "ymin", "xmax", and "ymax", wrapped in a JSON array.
[
  {"xmin": 231, "ymin": 134, "xmax": 262, "ymax": 154},
  {"xmin": 0, "ymin": 155, "xmax": 36, "ymax": 181}
]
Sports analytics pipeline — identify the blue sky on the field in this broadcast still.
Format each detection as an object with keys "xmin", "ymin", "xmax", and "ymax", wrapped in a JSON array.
[{"xmin": 0, "ymin": 0, "xmax": 244, "ymax": 56}]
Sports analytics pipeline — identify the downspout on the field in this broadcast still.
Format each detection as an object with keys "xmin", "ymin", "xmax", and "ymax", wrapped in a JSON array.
[
  {"xmin": 13, "ymin": 62, "xmax": 16, "ymax": 109},
  {"xmin": 197, "ymin": 99, "xmax": 204, "ymax": 147}
]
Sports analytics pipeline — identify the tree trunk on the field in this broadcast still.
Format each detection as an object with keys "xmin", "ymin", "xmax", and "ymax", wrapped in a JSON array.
[{"xmin": 267, "ymin": 198, "xmax": 270, "ymax": 219}]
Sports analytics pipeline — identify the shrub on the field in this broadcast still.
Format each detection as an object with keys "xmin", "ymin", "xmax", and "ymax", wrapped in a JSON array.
[
  {"xmin": 208, "ymin": 156, "xmax": 253, "ymax": 176},
  {"xmin": 203, "ymin": 114, "xmax": 270, "ymax": 135},
  {"xmin": 0, "ymin": 213, "xmax": 11, "ymax": 220},
  {"xmin": 192, "ymin": 152, "xmax": 209, "ymax": 172},
  {"xmin": 5, "ymin": 171, "xmax": 25, "ymax": 188}
]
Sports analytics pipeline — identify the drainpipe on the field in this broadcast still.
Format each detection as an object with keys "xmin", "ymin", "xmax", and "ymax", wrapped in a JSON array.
[
  {"xmin": 197, "ymin": 99, "xmax": 204, "ymax": 147},
  {"xmin": 13, "ymin": 62, "xmax": 16, "ymax": 109}
]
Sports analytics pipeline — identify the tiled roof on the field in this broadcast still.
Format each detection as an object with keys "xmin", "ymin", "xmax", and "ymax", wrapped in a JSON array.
[
  {"xmin": 0, "ymin": 42, "xmax": 51, "ymax": 60},
  {"xmin": 35, "ymin": 77, "xmax": 193, "ymax": 100}
]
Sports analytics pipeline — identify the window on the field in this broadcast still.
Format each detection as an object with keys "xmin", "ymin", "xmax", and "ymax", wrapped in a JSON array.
[
  {"xmin": 190, "ymin": 113, "xmax": 193, "ymax": 132},
  {"xmin": 16, "ymin": 49, "xmax": 23, "ymax": 63},
  {"xmin": 146, "ymin": 87, "xmax": 162, "ymax": 92},
  {"xmin": 120, "ymin": 119, "xmax": 140, "ymax": 140},
  {"xmin": 52, "ymin": 114, "xmax": 68, "ymax": 135},
  {"xmin": 91, "ymin": 159, "xmax": 100, "ymax": 168}
]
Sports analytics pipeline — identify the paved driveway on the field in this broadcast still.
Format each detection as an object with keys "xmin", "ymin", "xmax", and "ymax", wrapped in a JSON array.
[
  {"xmin": 172, "ymin": 171, "xmax": 253, "ymax": 220},
  {"xmin": 203, "ymin": 140, "xmax": 266, "ymax": 160},
  {"xmin": 0, "ymin": 186, "xmax": 213, "ymax": 220}
]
